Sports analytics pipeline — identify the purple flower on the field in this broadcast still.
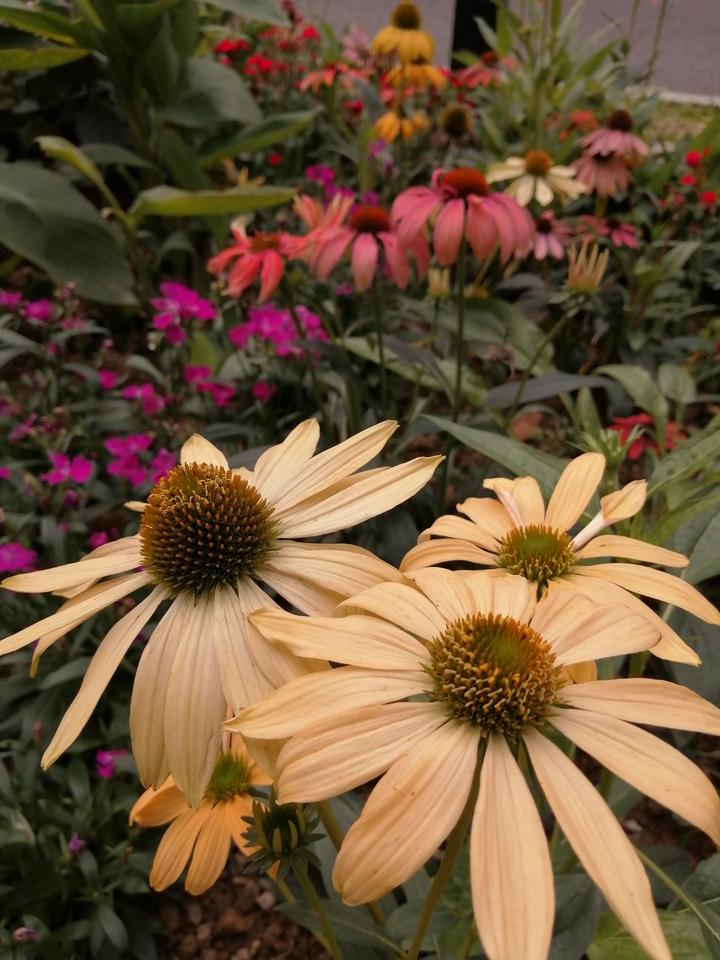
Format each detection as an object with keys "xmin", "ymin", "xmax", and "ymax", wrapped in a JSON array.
[
  {"xmin": 197, "ymin": 381, "xmax": 236, "ymax": 407},
  {"xmin": 228, "ymin": 303, "xmax": 327, "ymax": 358},
  {"xmin": 98, "ymin": 369, "xmax": 118, "ymax": 390},
  {"xmin": 149, "ymin": 448, "xmax": 176, "ymax": 483},
  {"xmin": 252, "ymin": 381, "xmax": 276, "ymax": 403},
  {"xmin": 0, "ymin": 542, "xmax": 37, "ymax": 573},
  {"xmin": 0, "ymin": 466, "xmax": 10, "ymax": 480},
  {"xmin": 305, "ymin": 164, "xmax": 336, "ymax": 184},
  {"xmin": 68, "ymin": 833, "xmax": 86, "ymax": 855},
  {"xmin": 0, "ymin": 289, "xmax": 22, "ymax": 311},
  {"xmin": 104, "ymin": 434, "xmax": 153, "ymax": 457},
  {"xmin": 358, "ymin": 191, "xmax": 381, "ymax": 207},
  {"xmin": 95, "ymin": 749, "xmax": 127, "ymax": 779},
  {"xmin": 24, "ymin": 299, "xmax": 54, "ymax": 323},
  {"xmin": 40, "ymin": 452, "xmax": 93, "ymax": 486},
  {"xmin": 151, "ymin": 282, "xmax": 216, "ymax": 344}
]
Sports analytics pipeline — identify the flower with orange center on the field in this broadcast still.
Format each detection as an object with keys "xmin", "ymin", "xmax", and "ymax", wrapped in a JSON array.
[
  {"xmin": 391, "ymin": 166, "xmax": 534, "ymax": 267},
  {"xmin": 230, "ymin": 568, "xmax": 720, "ymax": 960},
  {"xmin": 487, "ymin": 149, "xmax": 587, "ymax": 206},
  {"xmin": 130, "ymin": 737, "xmax": 270, "ymax": 895},
  {"xmin": 582, "ymin": 109, "xmax": 648, "ymax": 162},
  {"xmin": 208, "ymin": 222, "xmax": 296, "ymax": 303},
  {"xmin": 401, "ymin": 451, "xmax": 719, "ymax": 664},
  {"xmin": 371, "ymin": 2, "xmax": 434, "ymax": 64}
]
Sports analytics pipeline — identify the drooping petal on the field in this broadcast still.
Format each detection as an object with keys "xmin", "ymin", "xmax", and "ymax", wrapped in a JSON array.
[
  {"xmin": 149, "ymin": 807, "xmax": 211, "ymax": 891},
  {"xmin": 524, "ymin": 729, "xmax": 671, "ymax": 960},
  {"xmin": 417, "ymin": 514, "xmax": 504, "ymax": 551},
  {"xmin": 401, "ymin": 539, "xmax": 498, "ymax": 573},
  {"xmin": 130, "ymin": 779, "xmax": 188, "ymax": 827},
  {"xmin": 544, "ymin": 453, "xmax": 605, "ymax": 532},
  {"xmin": 379, "ymin": 232, "xmax": 409, "ymax": 289},
  {"xmin": 257, "ymin": 250, "xmax": 284, "ymax": 303},
  {"xmin": 185, "ymin": 811, "xmax": 232, "ymax": 894},
  {"xmin": 472, "ymin": 734, "xmax": 554, "ymax": 960},
  {"xmin": 456, "ymin": 497, "xmax": 513, "ymax": 546},
  {"xmin": 350, "ymin": 233, "xmax": 379, "ymax": 291},
  {"xmin": 3, "ymin": 543, "xmax": 142, "ymax": 594},
  {"xmin": 432, "ymin": 199, "xmax": 465, "ymax": 266}
]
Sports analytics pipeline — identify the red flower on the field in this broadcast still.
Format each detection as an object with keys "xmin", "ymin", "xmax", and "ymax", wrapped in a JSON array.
[
  {"xmin": 301, "ymin": 25, "xmax": 320, "ymax": 40},
  {"xmin": 610, "ymin": 412, "xmax": 686, "ymax": 460},
  {"xmin": 214, "ymin": 38, "xmax": 250, "ymax": 54},
  {"xmin": 267, "ymin": 152, "xmax": 283, "ymax": 166},
  {"xmin": 680, "ymin": 173, "xmax": 697, "ymax": 187},
  {"xmin": 699, "ymin": 190, "xmax": 717, "ymax": 207},
  {"xmin": 685, "ymin": 148, "xmax": 709, "ymax": 168}
]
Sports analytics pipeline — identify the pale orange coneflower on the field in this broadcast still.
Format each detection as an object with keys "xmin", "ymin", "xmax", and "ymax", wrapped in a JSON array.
[
  {"xmin": 371, "ymin": 3, "xmax": 434, "ymax": 64},
  {"xmin": 400, "ymin": 451, "xmax": 718, "ymax": 664},
  {"xmin": 130, "ymin": 736, "xmax": 270, "ymax": 895},
  {"xmin": 486, "ymin": 150, "xmax": 587, "ymax": 207},
  {"xmin": 566, "ymin": 238, "xmax": 609, "ymax": 294},
  {"xmin": 229, "ymin": 569, "xmax": 720, "ymax": 960},
  {"xmin": 0, "ymin": 421, "xmax": 441, "ymax": 805},
  {"xmin": 375, "ymin": 108, "xmax": 429, "ymax": 143},
  {"xmin": 384, "ymin": 56, "xmax": 446, "ymax": 90}
]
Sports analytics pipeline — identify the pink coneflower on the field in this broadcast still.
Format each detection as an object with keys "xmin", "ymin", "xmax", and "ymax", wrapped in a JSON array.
[
  {"xmin": 579, "ymin": 215, "xmax": 640, "ymax": 250},
  {"xmin": 581, "ymin": 109, "xmax": 648, "ymax": 162},
  {"xmin": 207, "ymin": 225, "xmax": 295, "ymax": 303},
  {"xmin": 391, "ymin": 167, "xmax": 534, "ymax": 267},
  {"xmin": 573, "ymin": 152, "xmax": 632, "ymax": 198},
  {"xmin": 533, "ymin": 212, "xmax": 573, "ymax": 260},
  {"xmin": 294, "ymin": 192, "xmax": 354, "ymax": 231}
]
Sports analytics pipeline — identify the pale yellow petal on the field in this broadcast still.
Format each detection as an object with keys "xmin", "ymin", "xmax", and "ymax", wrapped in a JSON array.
[
  {"xmin": 42, "ymin": 586, "xmax": 168, "ymax": 768},
  {"xmin": 271, "ymin": 421, "xmax": 398, "ymax": 512},
  {"xmin": 560, "ymin": 678, "xmax": 720, "ymax": 735},
  {"xmin": 601, "ymin": 480, "xmax": 647, "ymax": 523},
  {"xmin": 180, "ymin": 434, "xmax": 228, "ymax": 468},
  {"xmin": 274, "ymin": 456, "xmax": 442, "ymax": 539},
  {"xmin": 417, "ymin": 515, "xmax": 505, "ymax": 556},
  {"xmin": 524, "ymin": 729, "xmax": 671, "ymax": 960},
  {"xmin": 472, "ymin": 734, "xmax": 554, "ymax": 960},
  {"xmin": 511, "ymin": 175, "xmax": 535, "ymax": 207},
  {"xmin": 575, "ymin": 535, "xmax": 688, "ymax": 568},
  {"xmin": 576, "ymin": 563, "xmax": 720, "ymax": 625},
  {"xmin": 149, "ymin": 806, "xmax": 211, "ymax": 891},
  {"xmin": 462, "ymin": 570, "xmax": 536, "ymax": 623},
  {"xmin": 511, "ymin": 477, "xmax": 546, "ymax": 526},
  {"xmin": 3, "ymin": 546, "xmax": 141, "ymax": 594},
  {"xmin": 551, "ymin": 709, "xmax": 720, "ymax": 845},
  {"xmin": 227, "ymin": 667, "xmax": 428, "ymax": 740},
  {"xmin": 252, "ymin": 419, "xmax": 320, "ymax": 503},
  {"xmin": 483, "ymin": 478, "xmax": 522, "ymax": 526},
  {"xmin": 534, "ymin": 176, "xmax": 554, "ymax": 206},
  {"xmin": 250, "ymin": 609, "xmax": 428, "ymax": 671},
  {"xmin": 0, "ymin": 571, "xmax": 149, "ymax": 656},
  {"xmin": 185, "ymin": 810, "xmax": 232, "ymax": 894},
  {"xmin": 544, "ymin": 453, "xmax": 605, "ymax": 532},
  {"xmin": 130, "ymin": 779, "xmax": 187, "ymax": 826},
  {"xmin": 277, "ymin": 702, "xmax": 448, "ymax": 802},
  {"xmin": 125, "ymin": 500, "xmax": 146, "ymax": 512},
  {"xmin": 164, "ymin": 594, "xmax": 227, "ymax": 807},
  {"xmin": 456, "ymin": 497, "xmax": 513, "ymax": 545},
  {"xmin": 407, "ymin": 567, "xmax": 476, "ymax": 622},
  {"xmin": 337, "ymin": 581, "xmax": 446, "ymax": 640},
  {"xmin": 211, "ymin": 585, "xmax": 274, "ymax": 713},
  {"xmin": 563, "ymin": 660, "xmax": 597, "ymax": 683},
  {"xmin": 258, "ymin": 566, "xmax": 343, "ymax": 616},
  {"xmin": 400, "ymin": 539, "xmax": 496, "ymax": 572},
  {"xmin": 333, "ymin": 721, "xmax": 480, "ymax": 905}
]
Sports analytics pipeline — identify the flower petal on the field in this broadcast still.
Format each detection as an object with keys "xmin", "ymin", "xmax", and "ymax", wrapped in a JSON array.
[
  {"xmin": 351, "ymin": 233, "xmax": 379, "ymax": 291},
  {"xmin": 575, "ymin": 535, "xmax": 688, "ymax": 568},
  {"xmin": 252, "ymin": 419, "xmax": 320, "ymax": 504},
  {"xmin": 510, "ymin": 476, "xmax": 546, "ymax": 526},
  {"xmin": 185, "ymin": 810, "xmax": 232, "ymax": 894},
  {"xmin": 401, "ymin": 538, "xmax": 498, "ymax": 573},
  {"xmin": 462, "ymin": 570, "xmax": 537, "ymax": 623},
  {"xmin": 3, "ymin": 543, "xmax": 141, "ymax": 594},
  {"xmin": 524, "ymin": 728, "xmax": 671, "ymax": 960},
  {"xmin": 544, "ymin": 453, "xmax": 605, "ymax": 532},
  {"xmin": 130, "ymin": 779, "xmax": 187, "ymax": 827},
  {"xmin": 472, "ymin": 734, "xmax": 554, "ymax": 960},
  {"xmin": 149, "ymin": 806, "xmax": 211, "ymax": 891},
  {"xmin": 417, "ymin": 514, "xmax": 500, "ymax": 552},
  {"xmin": 406, "ymin": 567, "xmax": 476, "ymax": 621},
  {"xmin": 456, "ymin": 496, "xmax": 513, "ymax": 545},
  {"xmin": 180, "ymin": 435, "xmax": 228, "ymax": 469},
  {"xmin": 277, "ymin": 702, "xmax": 448, "ymax": 802},
  {"xmin": 337, "ymin": 581, "xmax": 446, "ymax": 640}
]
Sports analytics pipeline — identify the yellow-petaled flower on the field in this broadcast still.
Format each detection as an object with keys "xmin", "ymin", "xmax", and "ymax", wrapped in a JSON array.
[
  {"xmin": 427, "ymin": 267, "xmax": 450, "ymax": 299},
  {"xmin": 0, "ymin": 422, "xmax": 441, "ymax": 805},
  {"xmin": 567, "ymin": 238, "xmax": 609, "ymax": 293},
  {"xmin": 486, "ymin": 150, "xmax": 588, "ymax": 206},
  {"xmin": 375, "ymin": 109, "xmax": 429, "ymax": 142},
  {"xmin": 230, "ymin": 569, "xmax": 720, "ymax": 960},
  {"xmin": 371, "ymin": 3, "xmax": 434, "ymax": 64},
  {"xmin": 130, "ymin": 737, "xmax": 270, "ymax": 895},
  {"xmin": 401, "ymin": 451, "xmax": 719, "ymax": 664},
  {"xmin": 385, "ymin": 57, "xmax": 446, "ymax": 90}
]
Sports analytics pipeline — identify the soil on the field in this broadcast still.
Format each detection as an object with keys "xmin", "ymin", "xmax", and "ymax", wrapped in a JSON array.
[{"xmin": 159, "ymin": 851, "xmax": 330, "ymax": 960}]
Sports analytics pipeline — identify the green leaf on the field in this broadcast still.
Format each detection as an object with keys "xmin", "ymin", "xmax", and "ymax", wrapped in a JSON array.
[
  {"xmin": 0, "ymin": 44, "xmax": 90, "ymax": 69},
  {"xmin": 186, "ymin": 331, "xmax": 219, "ymax": 371},
  {"xmin": 658, "ymin": 363, "xmax": 697, "ymax": 405},
  {"xmin": 0, "ymin": 161, "xmax": 136, "ymax": 305},
  {"xmin": 91, "ymin": 905, "xmax": 129, "ymax": 955},
  {"xmin": 683, "ymin": 513, "xmax": 720, "ymax": 585},
  {"xmin": 588, "ymin": 911, "xmax": 711, "ymax": 959},
  {"xmin": 0, "ymin": 1, "xmax": 79, "ymax": 43},
  {"xmin": 486, "ymin": 374, "xmax": 609, "ymax": 410},
  {"xmin": 597, "ymin": 364, "xmax": 669, "ymax": 422},
  {"xmin": 201, "ymin": 110, "xmax": 317, "ymax": 165},
  {"xmin": 163, "ymin": 57, "xmax": 261, "ymax": 127},
  {"xmin": 279, "ymin": 900, "xmax": 404, "ymax": 954},
  {"xmin": 128, "ymin": 184, "xmax": 294, "ymax": 222},
  {"xmin": 648, "ymin": 425, "xmax": 720, "ymax": 495},
  {"xmin": 424, "ymin": 416, "xmax": 567, "ymax": 496},
  {"xmin": 647, "ymin": 490, "xmax": 720, "ymax": 545},
  {"xmin": 35, "ymin": 135, "xmax": 107, "ymax": 193},
  {"xmin": 199, "ymin": 0, "xmax": 288, "ymax": 25},
  {"xmin": 550, "ymin": 874, "xmax": 602, "ymax": 960},
  {"xmin": 116, "ymin": 0, "xmax": 183, "ymax": 33},
  {"xmin": 81, "ymin": 142, "xmax": 155, "ymax": 169}
]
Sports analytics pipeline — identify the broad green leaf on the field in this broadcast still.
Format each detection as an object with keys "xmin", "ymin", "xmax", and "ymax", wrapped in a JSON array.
[
  {"xmin": 199, "ymin": 0, "xmax": 288, "ymax": 25},
  {"xmin": 0, "ymin": 44, "xmax": 90, "ymax": 69},
  {"xmin": 597, "ymin": 364, "xmax": 669, "ymax": 422},
  {"xmin": 0, "ymin": 161, "xmax": 135, "ymax": 305},
  {"xmin": 588, "ymin": 911, "xmax": 711, "ymax": 959},
  {"xmin": 683, "ymin": 513, "xmax": 720, "ymax": 585},
  {"xmin": 279, "ymin": 900, "xmax": 404, "ymax": 954},
  {"xmin": 91, "ymin": 905, "xmax": 129, "ymax": 954},
  {"xmin": 116, "ymin": 0, "xmax": 183, "ymax": 32},
  {"xmin": 647, "ymin": 490, "xmax": 720, "ymax": 544},
  {"xmin": 648, "ymin": 425, "xmax": 720, "ymax": 495},
  {"xmin": 0, "ymin": 1, "xmax": 79, "ymax": 43},
  {"xmin": 668, "ymin": 611, "xmax": 720, "ymax": 705},
  {"xmin": 163, "ymin": 57, "xmax": 260, "ymax": 127},
  {"xmin": 35, "ymin": 135, "xmax": 106, "ymax": 193},
  {"xmin": 486, "ymin": 374, "xmax": 609, "ymax": 410},
  {"xmin": 128, "ymin": 184, "xmax": 294, "ymax": 222},
  {"xmin": 201, "ymin": 110, "xmax": 318, "ymax": 165},
  {"xmin": 424, "ymin": 416, "xmax": 567, "ymax": 496},
  {"xmin": 550, "ymin": 874, "xmax": 602, "ymax": 960},
  {"xmin": 658, "ymin": 363, "xmax": 697, "ymax": 405},
  {"xmin": 81, "ymin": 143, "xmax": 154, "ymax": 169}
]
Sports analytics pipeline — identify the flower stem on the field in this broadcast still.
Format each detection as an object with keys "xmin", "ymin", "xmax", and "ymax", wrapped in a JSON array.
[
  {"xmin": 283, "ymin": 281, "xmax": 325, "ymax": 420},
  {"xmin": 292, "ymin": 862, "xmax": 344, "ymax": 960},
  {"xmin": 452, "ymin": 222, "xmax": 468, "ymax": 423},
  {"xmin": 405, "ymin": 754, "xmax": 482, "ymax": 960},
  {"xmin": 505, "ymin": 314, "xmax": 569, "ymax": 429},
  {"xmin": 371, "ymin": 276, "xmax": 388, "ymax": 420}
]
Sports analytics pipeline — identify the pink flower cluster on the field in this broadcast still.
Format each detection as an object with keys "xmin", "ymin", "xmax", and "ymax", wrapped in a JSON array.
[
  {"xmin": 151, "ymin": 282, "xmax": 216, "ymax": 345},
  {"xmin": 229, "ymin": 303, "xmax": 328, "ymax": 357},
  {"xmin": 183, "ymin": 366, "xmax": 236, "ymax": 408},
  {"xmin": 104, "ymin": 434, "xmax": 176, "ymax": 487},
  {"xmin": 121, "ymin": 383, "xmax": 167, "ymax": 415},
  {"xmin": 41, "ymin": 452, "xmax": 93, "ymax": 486},
  {"xmin": 0, "ymin": 542, "xmax": 37, "ymax": 574},
  {"xmin": 532, "ymin": 212, "xmax": 639, "ymax": 261}
]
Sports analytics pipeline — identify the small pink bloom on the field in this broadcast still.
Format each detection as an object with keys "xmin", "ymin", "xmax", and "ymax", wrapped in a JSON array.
[
  {"xmin": 229, "ymin": 303, "xmax": 327, "ymax": 357},
  {"xmin": 533, "ymin": 212, "xmax": 572, "ymax": 260},
  {"xmin": 107, "ymin": 455, "xmax": 148, "ymax": 486},
  {"xmin": 0, "ymin": 466, "xmax": 10, "ymax": 480},
  {"xmin": 208, "ymin": 226, "xmax": 296, "ymax": 303},
  {"xmin": 9, "ymin": 414, "xmax": 37, "ymax": 444},
  {"xmin": 699, "ymin": 190, "xmax": 717, "ymax": 208},
  {"xmin": 197, "ymin": 381, "xmax": 236, "ymax": 407},
  {"xmin": 183, "ymin": 364, "xmax": 213, "ymax": 384},
  {"xmin": 95, "ymin": 749, "xmax": 127, "ymax": 778},
  {"xmin": 68, "ymin": 833, "xmax": 86, "ymax": 855},
  {"xmin": 122, "ymin": 383, "xmax": 167, "ymax": 416},
  {"xmin": 98, "ymin": 369, "xmax": 118, "ymax": 390},
  {"xmin": 0, "ymin": 290, "xmax": 22, "ymax": 310},
  {"xmin": 0, "ymin": 542, "xmax": 37, "ymax": 573},
  {"xmin": 41, "ymin": 452, "xmax": 93, "ymax": 485},
  {"xmin": 88, "ymin": 531, "xmax": 110, "ymax": 549},
  {"xmin": 104, "ymin": 434, "xmax": 153, "ymax": 457},
  {"xmin": 684, "ymin": 150, "xmax": 705, "ymax": 168},
  {"xmin": 573, "ymin": 152, "xmax": 631, "ymax": 197},
  {"xmin": 252, "ymin": 381, "xmax": 277, "ymax": 402},
  {"xmin": 23, "ymin": 299, "xmax": 54, "ymax": 324},
  {"xmin": 151, "ymin": 282, "xmax": 215, "ymax": 344},
  {"xmin": 149, "ymin": 448, "xmax": 176, "ymax": 483}
]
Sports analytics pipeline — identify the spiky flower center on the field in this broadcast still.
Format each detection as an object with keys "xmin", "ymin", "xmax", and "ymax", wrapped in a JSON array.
[
  {"xmin": 250, "ymin": 232, "xmax": 280, "ymax": 252},
  {"xmin": 139, "ymin": 462, "xmax": 275, "ymax": 597},
  {"xmin": 524, "ymin": 149, "xmax": 553, "ymax": 176},
  {"xmin": 391, "ymin": 2, "xmax": 422, "ymax": 29},
  {"xmin": 607, "ymin": 109, "xmax": 633, "ymax": 132},
  {"xmin": 441, "ymin": 167, "xmax": 489, "ymax": 197},
  {"xmin": 427, "ymin": 613, "xmax": 561, "ymax": 734},
  {"xmin": 205, "ymin": 752, "xmax": 253, "ymax": 805},
  {"xmin": 440, "ymin": 104, "xmax": 472, "ymax": 138},
  {"xmin": 536, "ymin": 214, "xmax": 555, "ymax": 234},
  {"xmin": 349, "ymin": 205, "xmax": 391, "ymax": 234},
  {"xmin": 496, "ymin": 523, "xmax": 575, "ymax": 585}
]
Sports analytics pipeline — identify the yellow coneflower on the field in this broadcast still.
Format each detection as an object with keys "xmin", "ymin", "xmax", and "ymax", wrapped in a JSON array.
[
  {"xmin": 385, "ymin": 56, "xmax": 446, "ymax": 90},
  {"xmin": 0, "ymin": 422, "xmax": 441, "ymax": 804},
  {"xmin": 371, "ymin": 3, "xmax": 434, "ymax": 64},
  {"xmin": 231, "ymin": 569, "xmax": 720, "ymax": 960},
  {"xmin": 401, "ymin": 451, "xmax": 718, "ymax": 663},
  {"xmin": 486, "ymin": 150, "xmax": 587, "ymax": 206},
  {"xmin": 567, "ymin": 238, "xmax": 609, "ymax": 293},
  {"xmin": 375, "ymin": 109, "xmax": 429, "ymax": 142},
  {"xmin": 130, "ymin": 737, "xmax": 270, "ymax": 895}
]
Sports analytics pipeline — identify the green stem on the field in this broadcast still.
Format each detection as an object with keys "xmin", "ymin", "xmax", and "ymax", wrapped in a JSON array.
[
  {"xmin": 406, "ymin": 753, "xmax": 482, "ymax": 960},
  {"xmin": 505, "ymin": 314, "xmax": 569, "ymax": 429},
  {"xmin": 645, "ymin": 0, "xmax": 669, "ymax": 83},
  {"xmin": 283, "ymin": 282, "xmax": 325, "ymax": 420},
  {"xmin": 458, "ymin": 924, "xmax": 477, "ymax": 960},
  {"xmin": 637, "ymin": 849, "xmax": 720, "ymax": 948},
  {"xmin": 292, "ymin": 863, "xmax": 344, "ymax": 960},
  {"xmin": 452, "ymin": 223, "xmax": 468, "ymax": 423},
  {"xmin": 371, "ymin": 276, "xmax": 388, "ymax": 420}
]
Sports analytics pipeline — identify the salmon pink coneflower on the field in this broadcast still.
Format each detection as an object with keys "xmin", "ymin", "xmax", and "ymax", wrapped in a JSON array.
[
  {"xmin": 391, "ymin": 167, "xmax": 534, "ymax": 267},
  {"xmin": 582, "ymin": 109, "xmax": 648, "ymax": 163},
  {"xmin": 573, "ymin": 151, "xmax": 632, "ymax": 198},
  {"xmin": 533, "ymin": 212, "xmax": 573, "ymax": 260},
  {"xmin": 207, "ymin": 223, "xmax": 296, "ymax": 304}
]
